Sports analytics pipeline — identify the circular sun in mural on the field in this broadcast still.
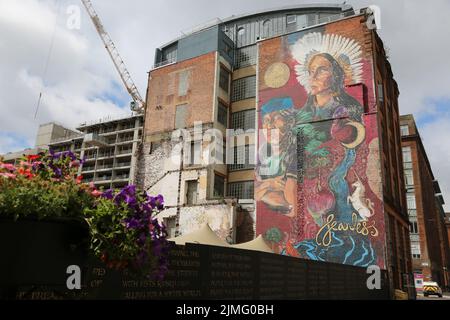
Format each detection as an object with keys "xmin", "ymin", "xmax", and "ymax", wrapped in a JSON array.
[{"xmin": 264, "ymin": 62, "xmax": 290, "ymax": 88}]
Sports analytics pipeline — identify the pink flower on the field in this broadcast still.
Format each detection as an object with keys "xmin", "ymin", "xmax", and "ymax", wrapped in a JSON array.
[
  {"xmin": 19, "ymin": 161, "xmax": 32, "ymax": 167},
  {"xmin": 0, "ymin": 163, "xmax": 16, "ymax": 171},
  {"xmin": 0, "ymin": 172, "xmax": 16, "ymax": 179},
  {"xmin": 91, "ymin": 190, "xmax": 103, "ymax": 197}
]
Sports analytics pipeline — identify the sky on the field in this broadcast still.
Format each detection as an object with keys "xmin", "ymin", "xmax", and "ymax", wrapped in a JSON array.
[{"xmin": 0, "ymin": 0, "xmax": 449, "ymax": 210}]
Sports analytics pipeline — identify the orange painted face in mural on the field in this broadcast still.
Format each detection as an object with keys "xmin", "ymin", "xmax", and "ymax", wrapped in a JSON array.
[{"xmin": 308, "ymin": 55, "xmax": 333, "ymax": 97}]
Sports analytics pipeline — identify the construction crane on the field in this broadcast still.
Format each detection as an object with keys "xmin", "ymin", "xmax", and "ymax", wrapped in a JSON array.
[{"xmin": 81, "ymin": 0, "xmax": 145, "ymax": 112}]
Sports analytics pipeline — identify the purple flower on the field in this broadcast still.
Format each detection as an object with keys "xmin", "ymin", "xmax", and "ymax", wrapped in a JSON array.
[
  {"xmin": 125, "ymin": 195, "xmax": 136, "ymax": 206},
  {"xmin": 115, "ymin": 185, "xmax": 138, "ymax": 207},
  {"xmin": 122, "ymin": 184, "xmax": 136, "ymax": 196},
  {"xmin": 124, "ymin": 217, "xmax": 142, "ymax": 229},
  {"xmin": 148, "ymin": 194, "xmax": 164, "ymax": 210},
  {"xmin": 101, "ymin": 189, "xmax": 114, "ymax": 200},
  {"xmin": 53, "ymin": 167, "xmax": 62, "ymax": 177}
]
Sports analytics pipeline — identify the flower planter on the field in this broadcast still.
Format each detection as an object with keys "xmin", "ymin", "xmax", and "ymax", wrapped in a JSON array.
[{"xmin": 0, "ymin": 217, "xmax": 89, "ymax": 294}]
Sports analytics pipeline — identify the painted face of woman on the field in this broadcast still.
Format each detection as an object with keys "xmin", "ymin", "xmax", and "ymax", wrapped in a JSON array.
[{"xmin": 308, "ymin": 55, "xmax": 333, "ymax": 96}]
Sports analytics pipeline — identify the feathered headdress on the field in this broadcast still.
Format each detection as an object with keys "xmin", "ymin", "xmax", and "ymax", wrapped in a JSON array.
[{"xmin": 290, "ymin": 32, "xmax": 363, "ymax": 93}]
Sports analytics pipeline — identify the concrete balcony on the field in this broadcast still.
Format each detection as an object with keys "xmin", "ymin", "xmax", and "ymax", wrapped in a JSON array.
[{"xmin": 83, "ymin": 133, "xmax": 109, "ymax": 148}]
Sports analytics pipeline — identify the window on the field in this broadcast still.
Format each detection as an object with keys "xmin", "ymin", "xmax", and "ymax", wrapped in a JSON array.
[
  {"xmin": 231, "ymin": 76, "xmax": 256, "ymax": 102},
  {"xmin": 410, "ymin": 221, "xmax": 419, "ymax": 234},
  {"xmin": 213, "ymin": 174, "xmax": 225, "ymax": 197},
  {"xmin": 400, "ymin": 125, "xmax": 409, "ymax": 136},
  {"xmin": 408, "ymin": 209, "xmax": 417, "ymax": 217},
  {"xmin": 262, "ymin": 19, "xmax": 271, "ymax": 38},
  {"xmin": 186, "ymin": 180, "xmax": 198, "ymax": 205},
  {"xmin": 178, "ymin": 70, "xmax": 190, "ymax": 96},
  {"xmin": 404, "ymin": 169, "xmax": 414, "ymax": 187},
  {"xmin": 227, "ymin": 181, "xmax": 254, "ymax": 199},
  {"xmin": 162, "ymin": 43, "xmax": 177, "ymax": 64},
  {"xmin": 219, "ymin": 66, "xmax": 230, "ymax": 93},
  {"xmin": 402, "ymin": 147, "xmax": 412, "ymax": 163},
  {"xmin": 286, "ymin": 14, "xmax": 297, "ymax": 25},
  {"xmin": 189, "ymin": 141, "xmax": 201, "ymax": 165},
  {"xmin": 222, "ymin": 40, "xmax": 233, "ymax": 59},
  {"xmin": 235, "ymin": 45, "xmax": 256, "ymax": 69},
  {"xmin": 377, "ymin": 83, "xmax": 384, "ymax": 103},
  {"xmin": 217, "ymin": 101, "xmax": 228, "ymax": 126},
  {"xmin": 228, "ymin": 145, "xmax": 255, "ymax": 171},
  {"xmin": 411, "ymin": 243, "xmax": 421, "ymax": 259},
  {"xmin": 175, "ymin": 104, "xmax": 188, "ymax": 129},
  {"xmin": 407, "ymin": 193, "xmax": 416, "ymax": 209},
  {"xmin": 231, "ymin": 109, "xmax": 255, "ymax": 131},
  {"xmin": 237, "ymin": 27, "xmax": 245, "ymax": 45},
  {"xmin": 163, "ymin": 217, "xmax": 176, "ymax": 238}
]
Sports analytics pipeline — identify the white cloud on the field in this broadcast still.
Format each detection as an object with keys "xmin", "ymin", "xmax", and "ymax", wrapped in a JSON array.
[{"xmin": 0, "ymin": 0, "xmax": 126, "ymax": 153}]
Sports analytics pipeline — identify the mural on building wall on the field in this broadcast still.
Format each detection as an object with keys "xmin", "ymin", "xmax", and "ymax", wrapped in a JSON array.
[{"xmin": 256, "ymin": 29, "xmax": 385, "ymax": 268}]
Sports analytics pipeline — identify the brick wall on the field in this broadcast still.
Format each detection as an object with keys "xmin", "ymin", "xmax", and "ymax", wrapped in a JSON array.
[{"xmin": 145, "ymin": 52, "xmax": 217, "ymax": 135}]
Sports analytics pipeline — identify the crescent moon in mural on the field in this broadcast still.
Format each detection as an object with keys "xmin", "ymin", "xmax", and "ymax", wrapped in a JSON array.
[{"xmin": 341, "ymin": 121, "xmax": 366, "ymax": 149}]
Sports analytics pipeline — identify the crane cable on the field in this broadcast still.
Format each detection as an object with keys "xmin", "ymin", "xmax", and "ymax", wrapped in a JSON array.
[{"xmin": 34, "ymin": 0, "xmax": 62, "ymax": 120}]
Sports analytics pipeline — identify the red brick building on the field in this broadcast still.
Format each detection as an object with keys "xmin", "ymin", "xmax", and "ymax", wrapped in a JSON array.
[{"xmin": 400, "ymin": 115, "xmax": 450, "ymax": 290}]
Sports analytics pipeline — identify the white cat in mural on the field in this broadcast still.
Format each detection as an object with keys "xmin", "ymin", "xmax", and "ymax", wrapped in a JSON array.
[{"xmin": 347, "ymin": 172, "xmax": 375, "ymax": 221}]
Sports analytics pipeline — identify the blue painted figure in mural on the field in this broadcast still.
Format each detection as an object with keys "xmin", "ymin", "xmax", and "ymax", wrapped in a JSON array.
[{"xmin": 256, "ymin": 97, "xmax": 298, "ymax": 218}]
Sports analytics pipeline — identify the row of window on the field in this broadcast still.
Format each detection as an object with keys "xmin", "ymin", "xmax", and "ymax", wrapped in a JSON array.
[
  {"xmin": 224, "ymin": 12, "xmax": 344, "ymax": 48},
  {"xmin": 186, "ymin": 141, "xmax": 255, "ymax": 170},
  {"xmin": 219, "ymin": 68, "xmax": 257, "ymax": 102},
  {"xmin": 174, "ymin": 102, "xmax": 255, "ymax": 131},
  {"xmin": 187, "ymin": 175, "xmax": 254, "ymax": 201}
]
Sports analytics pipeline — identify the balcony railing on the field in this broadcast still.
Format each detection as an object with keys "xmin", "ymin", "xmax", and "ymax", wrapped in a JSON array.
[
  {"xmin": 117, "ymin": 149, "xmax": 132, "ymax": 155},
  {"xmin": 115, "ymin": 162, "xmax": 131, "ymax": 168},
  {"xmin": 84, "ymin": 154, "xmax": 97, "ymax": 160},
  {"xmin": 96, "ymin": 164, "xmax": 113, "ymax": 170},
  {"xmin": 117, "ymin": 136, "xmax": 134, "ymax": 143},
  {"xmin": 153, "ymin": 56, "xmax": 177, "ymax": 69},
  {"xmin": 114, "ymin": 174, "xmax": 129, "ymax": 181},
  {"xmin": 97, "ymin": 152, "xmax": 114, "ymax": 158},
  {"xmin": 96, "ymin": 176, "xmax": 112, "ymax": 181}
]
